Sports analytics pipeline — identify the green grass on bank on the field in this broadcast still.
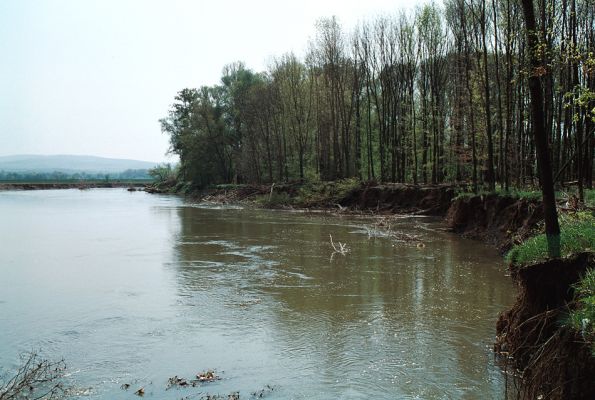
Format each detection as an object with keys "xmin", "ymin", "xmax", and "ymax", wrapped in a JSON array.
[
  {"xmin": 566, "ymin": 268, "xmax": 595, "ymax": 355},
  {"xmin": 506, "ymin": 212, "xmax": 595, "ymax": 265},
  {"xmin": 454, "ymin": 188, "xmax": 595, "ymax": 206}
]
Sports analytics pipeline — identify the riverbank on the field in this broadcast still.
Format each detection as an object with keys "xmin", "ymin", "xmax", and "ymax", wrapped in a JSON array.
[
  {"xmin": 146, "ymin": 180, "xmax": 553, "ymax": 252},
  {"xmin": 0, "ymin": 181, "xmax": 148, "ymax": 191}
]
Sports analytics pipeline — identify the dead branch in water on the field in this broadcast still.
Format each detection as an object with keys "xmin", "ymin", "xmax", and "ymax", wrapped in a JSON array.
[
  {"xmin": 0, "ymin": 352, "xmax": 66, "ymax": 400},
  {"xmin": 329, "ymin": 234, "xmax": 350, "ymax": 261},
  {"xmin": 365, "ymin": 216, "xmax": 421, "ymax": 244}
]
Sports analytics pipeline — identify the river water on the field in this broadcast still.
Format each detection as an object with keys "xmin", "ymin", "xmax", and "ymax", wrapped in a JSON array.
[{"xmin": 0, "ymin": 189, "xmax": 514, "ymax": 399}]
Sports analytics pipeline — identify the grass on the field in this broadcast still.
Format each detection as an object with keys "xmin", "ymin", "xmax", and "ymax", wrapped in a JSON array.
[
  {"xmin": 506, "ymin": 211, "xmax": 595, "ymax": 265},
  {"xmin": 453, "ymin": 188, "xmax": 595, "ymax": 205},
  {"xmin": 565, "ymin": 267, "xmax": 595, "ymax": 355},
  {"xmin": 453, "ymin": 188, "xmax": 542, "ymax": 201},
  {"xmin": 585, "ymin": 189, "xmax": 595, "ymax": 207}
]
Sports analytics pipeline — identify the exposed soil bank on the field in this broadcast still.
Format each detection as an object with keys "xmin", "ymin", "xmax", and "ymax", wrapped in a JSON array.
[
  {"xmin": 446, "ymin": 194, "xmax": 543, "ymax": 253},
  {"xmin": 495, "ymin": 253, "xmax": 595, "ymax": 399},
  {"xmin": 0, "ymin": 182, "xmax": 147, "ymax": 191},
  {"xmin": 338, "ymin": 183, "xmax": 456, "ymax": 215}
]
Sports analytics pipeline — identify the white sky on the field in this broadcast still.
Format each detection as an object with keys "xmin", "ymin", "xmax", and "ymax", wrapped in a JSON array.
[{"xmin": 0, "ymin": 0, "xmax": 424, "ymax": 162}]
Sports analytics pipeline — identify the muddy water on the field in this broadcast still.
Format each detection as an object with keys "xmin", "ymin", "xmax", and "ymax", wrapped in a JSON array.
[{"xmin": 0, "ymin": 189, "xmax": 514, "ymax": 399}]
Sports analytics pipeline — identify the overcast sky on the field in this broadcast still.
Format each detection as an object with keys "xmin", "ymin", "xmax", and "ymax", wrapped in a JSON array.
[{"xmin": 0, "ymin": 0, "xmax": 421, "ymax": 162}]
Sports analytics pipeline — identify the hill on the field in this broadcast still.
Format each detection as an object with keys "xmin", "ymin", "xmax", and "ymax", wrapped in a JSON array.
[{"xmin": 0, "ymin": 155, "xmax": 158, "ymax": 174}]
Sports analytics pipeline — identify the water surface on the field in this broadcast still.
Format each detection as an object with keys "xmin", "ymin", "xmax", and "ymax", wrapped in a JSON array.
[{"xmin": 0, "ymin": 189, "xmax": 514, "ymax": 399}]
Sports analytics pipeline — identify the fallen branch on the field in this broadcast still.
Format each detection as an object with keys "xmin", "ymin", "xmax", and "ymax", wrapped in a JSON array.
[
  {"xmin": 329, "ymin": 234, "xmax": 350, "ymax": 260},
  {"xmin": 0, "ymin": 352, "xmax": 66, "ymax": 400}
]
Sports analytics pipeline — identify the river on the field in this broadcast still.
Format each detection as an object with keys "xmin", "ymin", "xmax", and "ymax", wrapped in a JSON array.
[{"xmin": 0, "ymin": 188, "xmax": 514, "ymax": 399}]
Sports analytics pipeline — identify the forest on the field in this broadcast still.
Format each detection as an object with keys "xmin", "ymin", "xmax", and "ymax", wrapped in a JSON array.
[{"xmin": 160, "ymin": 0, "xmax": 594, "ymax": 198}]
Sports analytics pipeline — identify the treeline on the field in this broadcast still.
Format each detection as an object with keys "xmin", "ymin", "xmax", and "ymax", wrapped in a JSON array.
[
  {"xmin": 0, "ymin": 169, "xmax": 151, "ymax": 182},
  {"xmin": 161, "ymin": 0, "xmax": 594, "ymax": 194}
]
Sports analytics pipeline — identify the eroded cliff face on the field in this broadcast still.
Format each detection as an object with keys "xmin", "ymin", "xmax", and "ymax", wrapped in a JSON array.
[
  {"xmin": 494, "ymin": 253, "xmax": 595, "ymax": 400},
  {"xmin": 338, "ymin": 183, "xmax": 456, "ymax": 215},
  {"xmin": 446, "ymin": 194, "xmax": 543, "ymax": 252}
]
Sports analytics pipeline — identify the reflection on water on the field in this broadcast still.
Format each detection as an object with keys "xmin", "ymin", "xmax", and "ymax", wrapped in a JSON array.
[{"xmin": 0, "ymin": 189, "xmax": 514, "ymax": 399}]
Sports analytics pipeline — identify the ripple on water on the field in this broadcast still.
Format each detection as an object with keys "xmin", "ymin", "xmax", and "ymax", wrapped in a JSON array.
[{"xmin": 0, "ymin": 190, "xmax": 514, "ymax": 399}]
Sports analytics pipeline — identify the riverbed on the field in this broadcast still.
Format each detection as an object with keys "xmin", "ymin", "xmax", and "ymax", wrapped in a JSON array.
[{"xmin": 0, "ymin": 188, "xmax": 514, "ymax": 399}]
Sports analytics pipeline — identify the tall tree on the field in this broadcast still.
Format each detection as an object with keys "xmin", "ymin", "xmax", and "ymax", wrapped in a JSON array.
[{"xmin": 520, "ymin": 0, "xmax": 561, "ymax": 257}]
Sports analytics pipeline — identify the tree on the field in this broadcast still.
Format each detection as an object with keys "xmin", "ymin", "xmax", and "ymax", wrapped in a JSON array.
[{"xmin": 520, "ymin": 0, "xmax": 561, "ymax": 257}]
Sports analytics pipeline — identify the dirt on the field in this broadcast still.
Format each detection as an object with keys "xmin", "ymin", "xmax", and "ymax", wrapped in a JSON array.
[
  {"xmin": 339, "ymin": 183, "xmax": 456, "ymax": 215},
  {"xmin": 495, "ymin": 253, "xmax": 595, "ymax": 400},
  {"xmin": 446, "ymin": 194, "xmax": 543, "ymax": 253}
]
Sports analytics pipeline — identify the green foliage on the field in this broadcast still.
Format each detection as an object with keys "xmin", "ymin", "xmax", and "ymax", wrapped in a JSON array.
[
  {"xmin": 158, "ymin": 2, "xmax": 593, "ymax": 191},
  {"xmin": 295, "ymin": 178, "xmax": 361, "ymax": 206},
  {"xmin": 506, "ymin": 212, "xmax": 595, "ymax": 265},
  {"xmin": 452, "ymin": 188, "xmax": 542, "ymax": 201},
  {"xmin": 334, "ymin": 178, "xmax": 361, "ymax": 200},
  {"xmin": 585, "ymin": 189, "xmax": 595, "ymax": 208},
  {"xmin": 173, "ymin": 181, "xmax": 194, "ymax": 194},
  {"xmin": 565, "ymin": 268, "xmax": 595, "ymax": 355},
  {"xmin": 148, "ymin": 163, "xmax": 176, "ymax": 183}
]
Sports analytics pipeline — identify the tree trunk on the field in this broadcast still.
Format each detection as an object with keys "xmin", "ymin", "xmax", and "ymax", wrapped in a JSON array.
[{"xmin": 520, "ymin": 0, "xmax": 561, "ymax": 257}]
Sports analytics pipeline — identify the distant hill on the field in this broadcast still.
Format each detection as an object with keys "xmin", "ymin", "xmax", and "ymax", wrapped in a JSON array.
[{"xmin": 0, "ymin": 155, "xmax": 158, "ymax": 174}]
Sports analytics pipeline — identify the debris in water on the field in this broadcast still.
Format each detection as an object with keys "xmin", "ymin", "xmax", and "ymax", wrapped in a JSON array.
[
  {"xmin": 167, "ymin": 375, "xmax": 193, "ymax": 389},
  {"xmin": 197, "ymin": 370, "xmax": 220, "ymax": 382},
  {"xmin": 251, "ymin": 384, "xmax": 275, "ymax": 398}
]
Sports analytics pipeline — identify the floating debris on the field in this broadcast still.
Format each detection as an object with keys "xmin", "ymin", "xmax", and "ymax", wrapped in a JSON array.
[
  {"xmin": 196, "ymin": 393, "xmax": 239, "ymax": 400},
  {"xmin": 197, "ymin": 370, "xmax": 220, "ymax": 382},
  {"xmin": 251, "ymin": 384, "xmax": 275, "ymax": 398},
  {"xmin": 167, "ymin": 375, "xmax": 192, "ymax": 389}
]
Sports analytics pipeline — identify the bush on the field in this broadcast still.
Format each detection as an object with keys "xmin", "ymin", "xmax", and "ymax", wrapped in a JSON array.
[{"xmin": 148, "ymin": 163, "xmax": 176, "ymax": 184}]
